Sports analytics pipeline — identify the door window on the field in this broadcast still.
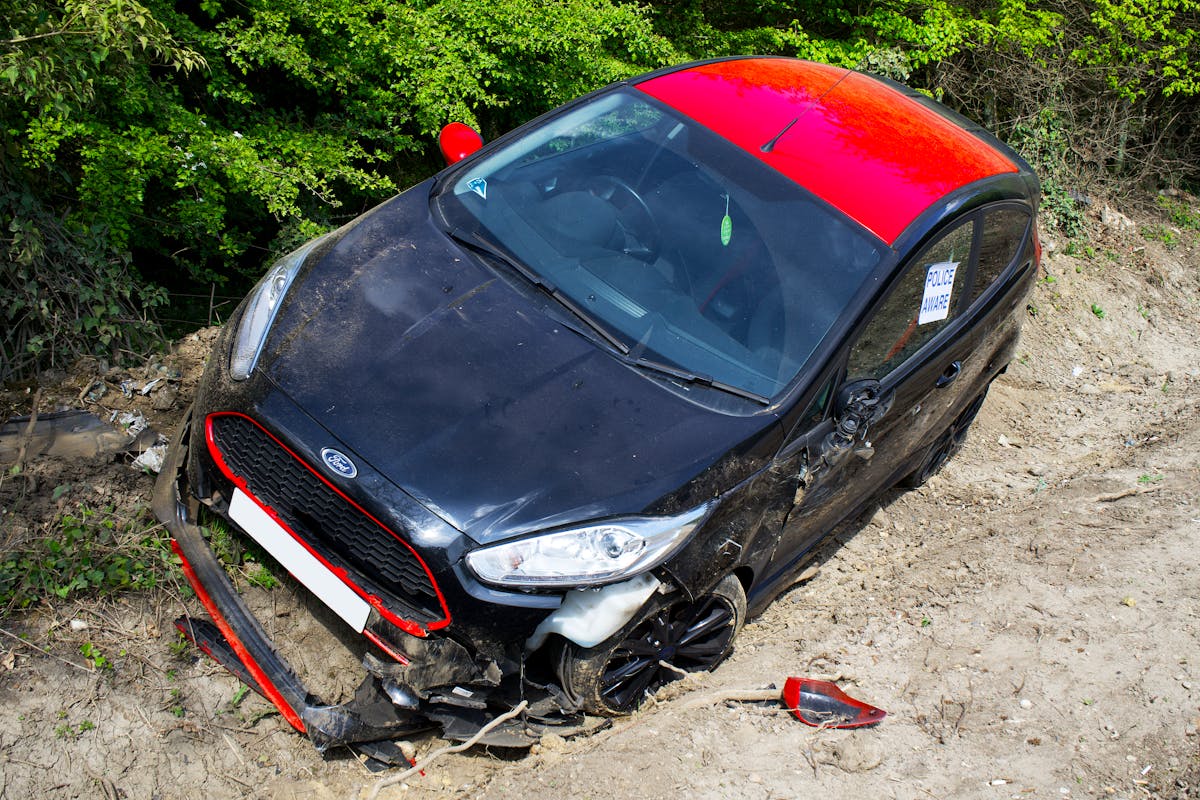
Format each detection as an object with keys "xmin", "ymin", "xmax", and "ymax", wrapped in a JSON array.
[
  {"xmin": 967, "ymin": 208, "xmax": 1031, "ymax": 306},
  {"xmin": 847, "ymin": 221, "xmax": 974, "ymax": 380}
]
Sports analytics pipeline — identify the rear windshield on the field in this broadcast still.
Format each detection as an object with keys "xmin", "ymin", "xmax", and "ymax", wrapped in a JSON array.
[{"xmin": 435, "ymin": 89, "xmax": 883, "ymax": 399}]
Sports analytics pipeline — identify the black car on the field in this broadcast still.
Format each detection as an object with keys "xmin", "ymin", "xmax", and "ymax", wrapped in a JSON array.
[{"xmin": 154, "ymin": 56, "xmax": 1040, "ymax": 754}]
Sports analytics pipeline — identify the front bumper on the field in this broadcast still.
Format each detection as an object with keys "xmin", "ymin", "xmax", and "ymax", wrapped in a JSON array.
[{"xmin": 152, "ymin": 411, "xmax": 597, "ymax": 753}]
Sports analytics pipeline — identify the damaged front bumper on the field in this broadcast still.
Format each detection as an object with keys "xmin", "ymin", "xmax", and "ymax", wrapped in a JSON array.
[{"xmin": 152, "ymin": 411, "xmax": 601, "ymax": 756}]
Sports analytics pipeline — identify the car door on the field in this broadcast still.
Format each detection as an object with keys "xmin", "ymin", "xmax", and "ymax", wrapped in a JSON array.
[{"xmin": 762, "ymin": 217, "xmax": 985, "ymax": 582}]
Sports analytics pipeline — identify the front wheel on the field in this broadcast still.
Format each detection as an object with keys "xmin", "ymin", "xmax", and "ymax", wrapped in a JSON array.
[{"xmin": 555, "ymin": 574, "xmax": 746, "ymax": 715}]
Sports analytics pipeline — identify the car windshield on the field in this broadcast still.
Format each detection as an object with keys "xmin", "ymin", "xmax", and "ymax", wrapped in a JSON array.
[{"xmin": 434, "ymin": 89, "xmax": 883, "ymax": 399}]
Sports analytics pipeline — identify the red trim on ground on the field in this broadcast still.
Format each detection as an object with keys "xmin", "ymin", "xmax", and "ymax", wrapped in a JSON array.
[
  {"xmin": 638, "ymin": 59, "xmax": 1019, "ymax": 245},
  {"xmin": 204, "ymin": 412, "xmax": 452, "ymax": 637},
  {"xmin": 172, "ymin": 540, "xmax": 307, "ymax": 732}
]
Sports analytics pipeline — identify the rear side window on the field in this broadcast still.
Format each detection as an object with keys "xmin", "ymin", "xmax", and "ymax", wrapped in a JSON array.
[
  {"xmin": 847, "ymin": 221, "xmax": 974, "ymax": 380},
  {"xmin": 968, "ymin": 208, "xmax": 1030, "ymax": 306}
]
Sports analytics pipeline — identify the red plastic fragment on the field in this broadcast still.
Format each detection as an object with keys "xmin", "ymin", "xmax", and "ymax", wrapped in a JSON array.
[{"xmin": 782, "ymin": 677, "xmax": 887, "ymax": 728}]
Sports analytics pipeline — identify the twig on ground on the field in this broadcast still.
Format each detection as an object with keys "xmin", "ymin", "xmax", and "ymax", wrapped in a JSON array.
[
  {"xmin": 361, "ymin": 700, "xmax": 529, "ymax": 800},
  {"xmin": 0, "ymin": 625, "xmax": 93, "ymax": 673},
  {"xmin": 657, "ymin": 659, "xmax": 689, "ymax": 678},
  {"xmin": 1095, "ymin": 486, "xmax": 1162, "ymax": 502},
  {"xmin": 679, "ymin": 687, "xmax": 780, "ymax": 711}
]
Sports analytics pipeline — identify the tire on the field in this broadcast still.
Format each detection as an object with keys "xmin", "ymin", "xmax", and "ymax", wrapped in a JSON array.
[
  {"xmin": 900, "ymin": 385, "xmax": 989, "ymax": 488},
  {"xmin": 555, "ymin": 574, "xmax": 747, "ymax": 715}
]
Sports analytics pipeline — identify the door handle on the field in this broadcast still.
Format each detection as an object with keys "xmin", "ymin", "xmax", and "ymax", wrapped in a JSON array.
[{"xmin": 935, "ymin": 361, "xmax": 962, "ymax": 388}]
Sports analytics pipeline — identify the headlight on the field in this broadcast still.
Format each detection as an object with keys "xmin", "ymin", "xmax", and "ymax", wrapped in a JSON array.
[
  {"xmin": 229, "ymin": 235, "xmax": 328, "ymax": 380},
  {"xmin": 464, "ymin": 503, "xmax": 710, "ymax": 589}
]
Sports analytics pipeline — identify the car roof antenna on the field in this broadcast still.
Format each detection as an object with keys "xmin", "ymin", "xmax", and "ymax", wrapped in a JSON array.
[
  {"xmin": 760, "ymin": 67, "xmax": 858, "ymax": 154},
  {"xmin": 760, "ymin": 117, "xmax": 799, "ymax": 153}
]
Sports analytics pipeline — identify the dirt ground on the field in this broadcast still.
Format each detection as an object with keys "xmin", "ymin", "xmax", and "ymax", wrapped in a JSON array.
[{"xmin": 1, "ymin": 201, "xmax": 1198, "ymax": 800}]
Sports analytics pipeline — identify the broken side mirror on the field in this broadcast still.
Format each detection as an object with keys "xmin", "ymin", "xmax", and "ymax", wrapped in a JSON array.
[
  {"xmin": 824, "ymin": 379, "xmax": 893, "ymax": 464},
  {"xmin": 438, "ymin": 122, "xmax": 483, "ymax": 166},
  {"xmin": 833, "ymin": 379, "xmax": 890, "ymax": 426}
]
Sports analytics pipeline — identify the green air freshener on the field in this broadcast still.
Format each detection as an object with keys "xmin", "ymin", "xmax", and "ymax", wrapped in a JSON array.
[{"xmin": 720, "ymin": 194, "xmax": 732, "ymax": 246}]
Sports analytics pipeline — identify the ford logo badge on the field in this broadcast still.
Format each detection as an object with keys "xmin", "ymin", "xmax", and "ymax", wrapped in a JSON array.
[{"xmin": 320, "ymin": 448, "xmax": 358, "ymax": 479}]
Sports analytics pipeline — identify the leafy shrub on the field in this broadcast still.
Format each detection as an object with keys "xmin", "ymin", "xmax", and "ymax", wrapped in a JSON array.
[
  {"xmin": 0, "ymin": 503, "xmax": 174, "ymax": 612},
  {"xmin": 2, "ymin": 0, "xmax": 1199, "ymax": 376}
]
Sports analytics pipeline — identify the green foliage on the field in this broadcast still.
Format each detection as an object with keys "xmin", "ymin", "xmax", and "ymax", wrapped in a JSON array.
[
  {"xmin": 0, "ymin": 0, "xmax": 206, "ymax": 116},
  {"xmin": 2, "ymin": 0, "xmax": 1199, "ymax": 377},
  {"xmin": 1157, "ymin": 194, "xmax": 1200, "ymax": 230},
  {"xmin": 0, "ymin": 0, "xmax": 676, "ymax": 380},
  {"xmin": 1, "ymin": 0, "xmax": 204, "ymax": 378},
  {"xmin": 1074, "ymin": 0, "xmax": 1200, "ymax": 101},
  {"xmin": 55, "ymin": 718, "xmax": 96, "ymax": 738},
  {"xmin": 1039, "ymin": 182, "xmax": 1087, "ymax": 238},
  {"xmin": 79, "ymin": 641, "xmax": 110, "ymax": 669},
  {"xmin": 1141, "ymin": 223, "xmax": 1178, "ymax": 247},
  {"xmin": 0, "ymin": 503, "xmax": 173, "ymax": 612},
  {"xmin": 202, "ymin": 513, "xmax": 281, "ymax": 589}
]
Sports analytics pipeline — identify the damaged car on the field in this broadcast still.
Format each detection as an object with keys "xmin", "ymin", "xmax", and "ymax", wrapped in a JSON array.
[{"xmin": 154, "ymin": 56, "xmax": 1041, "ymax": 757}]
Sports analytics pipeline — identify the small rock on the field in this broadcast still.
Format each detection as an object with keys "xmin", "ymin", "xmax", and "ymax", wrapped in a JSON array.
[
  {"xmin": 152, "ymin": 385, "xmax": 178, "ymax": 410},
  {"xmin": 748, "ymin": 773, "xmax": 763, "ymax": 784},
  {"xmin": 69, "ymin": 619, "xmax": 89, "ymax": 631},
  {"xmin": 538, "ymin": 733, "xmax": 567, "ymax": 753},
  {"xmin": 1019, "ymin": 698, "xmax": 1033, "ymax": 709},
  {"xmin": 1101, "ymin": 205, "xmax": 1134, "ymax": 231},
  {"xmin": 820, "ymin": 736, "xmax": 882, "ymax": 773}
]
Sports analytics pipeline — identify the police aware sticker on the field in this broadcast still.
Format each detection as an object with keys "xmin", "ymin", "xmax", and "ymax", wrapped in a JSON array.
[{"xmin": 918, "ymin": 260, "xmax": 959, "ymax": 325}]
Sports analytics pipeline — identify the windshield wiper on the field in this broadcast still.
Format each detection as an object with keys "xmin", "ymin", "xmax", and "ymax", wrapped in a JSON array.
[
  {"xmin": 446, "ymin": 228, "xmax": 765, "ymax": 404},
  {"xmin": 624, "ymin": 356, "xmax": 769, "ymax": 405},
  {"xmin": 447, "ymin": 227, "xmax": 630, "ymax": 355}
]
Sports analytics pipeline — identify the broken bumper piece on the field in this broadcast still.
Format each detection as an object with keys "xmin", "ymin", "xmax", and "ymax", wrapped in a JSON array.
[{"xmin": 153, "ymin": 413, "xmax": 600, "ymax": 755}]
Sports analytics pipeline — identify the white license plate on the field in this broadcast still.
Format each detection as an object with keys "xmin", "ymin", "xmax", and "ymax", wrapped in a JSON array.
[{"xmin": 229, "ymin": 488, "xmax": 371, "ymax": 633}]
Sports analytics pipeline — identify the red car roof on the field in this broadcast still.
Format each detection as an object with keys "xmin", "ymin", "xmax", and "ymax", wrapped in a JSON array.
[{"xmin": 637, "ymin": 58, "xmax": 1019, "ymax": 245}]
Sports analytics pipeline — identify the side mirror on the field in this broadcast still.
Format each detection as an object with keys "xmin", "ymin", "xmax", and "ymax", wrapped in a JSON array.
[
  {"xmin": 823, "ymin": 379, "xmax": 893, "ymax": 463},
  {"xmin": 438, "ymin": 122, "xmax": 483, "ymax": 166},
  {"xmin": 833, "ymin": 379, "xmax": 887, "ymax": 421}
]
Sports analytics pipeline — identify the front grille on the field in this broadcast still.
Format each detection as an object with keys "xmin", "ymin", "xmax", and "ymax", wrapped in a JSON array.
[{"xmin": 207, "ymin": 413, "xmax": 445, "ymax": 627}]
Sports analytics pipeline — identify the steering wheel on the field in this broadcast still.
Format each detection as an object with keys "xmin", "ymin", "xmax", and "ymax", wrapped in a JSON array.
[{"xmin": 586, "ymin": 175, "xmax": 661, "ymax": 263}]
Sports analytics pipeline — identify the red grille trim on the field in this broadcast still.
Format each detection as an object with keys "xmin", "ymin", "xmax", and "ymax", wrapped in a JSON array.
[{"xmin": 204, "ymin": 412, "xmax": 451, "ymax": 637}]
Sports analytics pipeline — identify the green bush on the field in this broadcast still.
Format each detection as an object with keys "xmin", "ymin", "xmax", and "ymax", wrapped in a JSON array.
[
  {"xmin": 2, "ymin": 0, "xmax": 1198, "ymax": 379},
  {"xmin": 1, "ymin": 0, "xmax": 675, "ymax": 380},
  {"xmin": 0, "ymin": 503, "xmax": 173, "ymax": 612}
]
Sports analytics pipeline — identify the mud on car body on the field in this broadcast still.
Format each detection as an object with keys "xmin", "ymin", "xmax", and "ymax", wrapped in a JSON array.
[{"xmin": 154, "ymin": 56, "xmax": 1041, "ymax": 755}]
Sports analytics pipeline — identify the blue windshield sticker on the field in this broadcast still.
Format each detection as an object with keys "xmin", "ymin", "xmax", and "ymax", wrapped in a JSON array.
[{"xmin": 468, "ymin": 177, "xmax": 488, "ymax": 200}]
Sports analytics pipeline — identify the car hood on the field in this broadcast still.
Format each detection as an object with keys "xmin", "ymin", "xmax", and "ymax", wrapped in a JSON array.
[{"xmin": 260, "ymin": 182, "xmax": 778, "ymax": 543}]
